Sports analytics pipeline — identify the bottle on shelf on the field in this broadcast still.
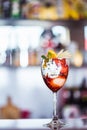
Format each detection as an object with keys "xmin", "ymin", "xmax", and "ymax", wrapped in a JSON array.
[
  {"xmin": 20, "ymin": 0, "xmax": 27, "ymax": 19},
  {"xmin": 0, "ymin": 0, "xmax": 2, "ymax": 18},
  {"xmin": 4, "ymin": 49, "xmax": 11, "ymax": 66},
  {"xmin": 24, "ymin": 0, "xmax": 41, "ymax": 19},
  {"xmin": 11, "ymin": 0, "xmax": 20, "ymax": 18},
  {"xmin": 11, "ymin": 47, "xmax": 20, "ymax": 67},
  {"xmin": 28, "ymin": 48, "xmax": 38, "ymax": 66},
  {"xmin": 1, "ymin": 0, "xmax": 11, "ymax": 18}
]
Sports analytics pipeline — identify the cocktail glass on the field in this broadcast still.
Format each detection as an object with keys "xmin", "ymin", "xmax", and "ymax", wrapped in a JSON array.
[{"xmin": 41, "ymin": 50, "xmax": 70, "ymax": 129}]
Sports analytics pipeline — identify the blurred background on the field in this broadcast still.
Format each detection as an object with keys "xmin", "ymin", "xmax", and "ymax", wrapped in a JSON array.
[{"xmin": 0, "ymin": 0, "xmax": 87, "ymax": 119}]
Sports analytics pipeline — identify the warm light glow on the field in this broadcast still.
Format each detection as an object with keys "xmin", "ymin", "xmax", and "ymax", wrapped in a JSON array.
[{"xmin": 73, "ymin": 50, "xmax": 83, "ymax": 67}]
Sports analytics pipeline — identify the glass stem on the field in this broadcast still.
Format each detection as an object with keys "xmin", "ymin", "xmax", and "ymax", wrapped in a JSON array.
[{"xmin": 53, "ymin": 92, "xmax": 57, "ymax": 119}]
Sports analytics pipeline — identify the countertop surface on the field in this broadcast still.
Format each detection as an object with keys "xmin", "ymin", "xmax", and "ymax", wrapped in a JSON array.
[{"xmin": 0, "ymin": 118, "xmax": 87, "ymax": 130}]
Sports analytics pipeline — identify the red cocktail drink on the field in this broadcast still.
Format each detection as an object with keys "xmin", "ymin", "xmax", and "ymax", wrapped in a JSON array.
[
  {"xmin": 42, "ymin": 58, "xmax": 68, "ymax": 92},
  {"xmin": 41, "ymin": 50, "xmax": 71, "ymax": 129}
]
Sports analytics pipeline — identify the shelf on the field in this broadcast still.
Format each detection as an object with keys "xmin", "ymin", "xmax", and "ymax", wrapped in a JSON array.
[
  {"xmin": 0, "ymin": 18, "xmax": 55, "ymax": 27},
  {"xmin": 0, "ymin": 63, "xmax": 87, "ymax": 69},
  {"xmin": 0, "ymin": 18, "xmax": 87, "ymax": 27}
]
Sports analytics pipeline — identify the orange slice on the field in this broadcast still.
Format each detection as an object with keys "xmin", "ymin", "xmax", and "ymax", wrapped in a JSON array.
[{"xmin": 47, "ymin": 50, "xmax": 57, "ymax": 59}]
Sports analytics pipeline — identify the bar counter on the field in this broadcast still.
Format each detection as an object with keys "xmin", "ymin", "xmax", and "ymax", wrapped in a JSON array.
[{"xmin": 0, "ymin": 118, "xmax": 87, "ymax": 130}]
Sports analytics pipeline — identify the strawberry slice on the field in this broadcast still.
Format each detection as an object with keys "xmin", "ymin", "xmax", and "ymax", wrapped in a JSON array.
[{"xmin": 52, "ymin": 77, "xmax": 66, "ymax": 87}]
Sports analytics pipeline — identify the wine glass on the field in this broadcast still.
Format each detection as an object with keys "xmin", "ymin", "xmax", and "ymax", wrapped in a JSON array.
[{"xmin": 41, "ymin": 50, "xmax": 70, "ymax": 129}]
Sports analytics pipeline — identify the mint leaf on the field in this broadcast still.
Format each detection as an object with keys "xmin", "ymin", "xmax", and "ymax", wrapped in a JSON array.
[{"xmin": 41, "ymin": 55, "xmax": 47, "ymax": 59}]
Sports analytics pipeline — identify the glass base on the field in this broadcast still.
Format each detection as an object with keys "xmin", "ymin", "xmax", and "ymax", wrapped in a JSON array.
[{"xmin": 43, "ymin": 116, "xmax": 65, "ymax": 130}]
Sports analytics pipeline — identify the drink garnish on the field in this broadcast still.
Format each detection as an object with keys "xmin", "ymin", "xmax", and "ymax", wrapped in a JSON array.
[
  {"xmin": 41, "ymin": 55, "xmax": 49, "ymax": 68},
  {"xmin": 41, "ymin": 50, "xmax": 57, "ymax": 68},
  {"xmin": 41, "ymin": 49, "xmax": 71, "ymax": 68},
  {"xmin": 41, "ymin": 50, "xmax": 57, "ymax": 60},
  {"xmin": 57, "ymin": 49, "xmax": 72, "ymax": 59},
  {"xmin": 47, "ymin": 50, "xmax": 57, "ymax": 59}
]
